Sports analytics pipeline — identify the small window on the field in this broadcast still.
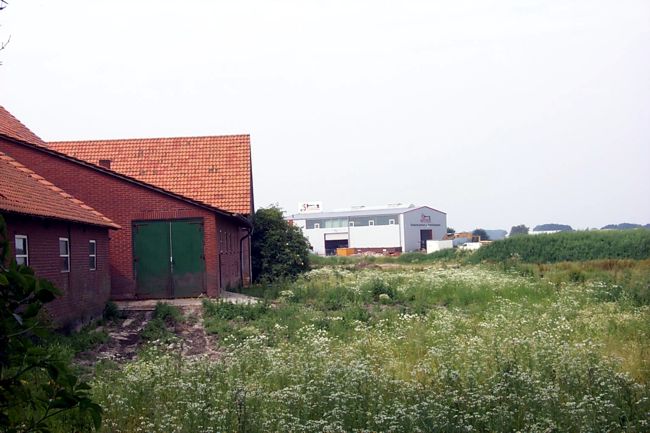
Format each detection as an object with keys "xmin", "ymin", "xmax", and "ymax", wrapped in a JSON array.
[
  {"xmin": 389, "ymin": 219, "xmax": 396, "ymax": 225},
  {"xmin": 59, "ymin": 238, "xmax": 70, "ymax": 273},
  {"xmin": 349, "ymin": 221, "xmax": 354, "ymax": 227},
  {"xmin": 314, "ymin": 223, "xmax": 320, "ymax": 229},
  {"xmin": 15, "ymin": 235, "xmax": 28, "ymax": 266},
  {"xmin": 89, "ymin": 240, "xmax": 97, "ymax": 270},
  {"xmin": 369, "ymin": 220, "xmax": 375, "ymax": 226}
]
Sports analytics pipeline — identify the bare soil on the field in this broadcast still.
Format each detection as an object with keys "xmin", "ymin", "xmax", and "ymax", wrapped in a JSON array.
[{"xmin": 75, "ymin": 301, "xmax": 240, "ymax": 367}]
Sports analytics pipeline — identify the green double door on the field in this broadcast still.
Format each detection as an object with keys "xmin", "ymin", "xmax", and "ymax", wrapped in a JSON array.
[{"xmin": 133, "ymin": 219, "xmax": 205, "ymax": 298}]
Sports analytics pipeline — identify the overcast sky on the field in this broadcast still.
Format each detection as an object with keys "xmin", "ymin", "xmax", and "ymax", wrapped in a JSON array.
[{"xmin": 1, "ymin": 0, "xmax": 648, "ymax": 231}]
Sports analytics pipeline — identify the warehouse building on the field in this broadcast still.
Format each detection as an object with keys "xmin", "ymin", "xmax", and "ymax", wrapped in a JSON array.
[{"xmin": 288, "ymin": 204, "xmax": 447, "ymax": 255}]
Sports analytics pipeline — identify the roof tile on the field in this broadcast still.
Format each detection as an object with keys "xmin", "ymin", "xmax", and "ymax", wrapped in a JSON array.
[
  {"xmin": 0, "ymin": 151, "xmax": 120, "ymax": 229},
  {"xmin": 48, "ymin": 135, "xmax": 253, "ymax": 214},
  {"xmin": 0, "ymin": 106, "xmax": 47, "ymax": 146}
]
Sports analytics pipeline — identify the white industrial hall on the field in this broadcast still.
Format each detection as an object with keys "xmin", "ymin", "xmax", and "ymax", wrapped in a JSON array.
[{"xmin": 288, "ymin": 204, "xmax": 447, "ymax": 256}]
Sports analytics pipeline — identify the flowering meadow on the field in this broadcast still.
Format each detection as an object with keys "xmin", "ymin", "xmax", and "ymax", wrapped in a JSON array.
[{"xmin": 74, "ymin": 263, "xmax": 649, "ymax": 432}]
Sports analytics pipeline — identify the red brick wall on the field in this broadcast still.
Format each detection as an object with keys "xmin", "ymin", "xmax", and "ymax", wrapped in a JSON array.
[
  {"xmin": 3, "ymin": 213, "xmax": 111, "ymax": 329},
  {"xmin": 217, "ymin": 219, "xmax": 252, "ymax": 289},
  {"xmin": 0, "ymin": 139, "xmax": 250, "ymax": 299}
]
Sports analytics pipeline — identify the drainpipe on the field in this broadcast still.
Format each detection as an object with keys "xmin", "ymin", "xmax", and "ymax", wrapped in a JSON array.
[{"xmin": 239, "ymin": 225, "xmax": 252, "ymax": 288}]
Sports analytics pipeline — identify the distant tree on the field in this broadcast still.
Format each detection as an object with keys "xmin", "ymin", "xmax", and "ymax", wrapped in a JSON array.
[
  {"xmin": 251, "ymin": 206, "xmax": 310, "ymax": 282},
  {"xmin": 485, "ymin": 229, "xmax": 507, "ymax": 241},
  {"xmin": 601, "ymin": 223, "xmax": 643, "ymax": 230},
  {"xmin": 472, "ymin": 228, "xmax": 489, "ymax": 241},
  {"xmin": 446, "ymin": 227, "xmax": 455, "ymax": 235},
  {"xmin": 509, "ymin": 225, "xmax": 529, "ymax": 237},
  {"xmin": 533, "ymin": 223, "xmax": 573, "ymax": 232}
]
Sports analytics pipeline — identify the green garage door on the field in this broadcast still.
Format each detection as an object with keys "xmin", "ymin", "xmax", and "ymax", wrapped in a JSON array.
[{"xmin": 133, "ymin": 219, "xmax": 205, "ymax": 298}]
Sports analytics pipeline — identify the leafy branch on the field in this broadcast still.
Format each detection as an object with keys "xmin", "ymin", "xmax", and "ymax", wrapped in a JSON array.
[{"xmin": 0, "ymin": 214, "xmax": 102, "ymax": 432}]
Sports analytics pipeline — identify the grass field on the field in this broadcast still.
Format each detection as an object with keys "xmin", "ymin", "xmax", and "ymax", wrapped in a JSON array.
[{"xmin": 71, "ymin": 259, "xmax": 650, "ymax": 433}]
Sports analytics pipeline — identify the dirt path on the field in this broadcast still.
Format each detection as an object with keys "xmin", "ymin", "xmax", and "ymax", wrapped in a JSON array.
[{"xmin": 76, "ymin": 292, "xmax": 258, "ymax": 367}]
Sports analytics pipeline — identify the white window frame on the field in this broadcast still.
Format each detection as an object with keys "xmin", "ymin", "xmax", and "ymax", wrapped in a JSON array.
[
  {"xmin": 389, "ymin": 219, "xmax": 396, "ymax": 225},
  {"xmin": 349, "ymin": 221, "xmax": 354, "ymax": 227},
  {"xmin": 89, "ymin": 240, "xmax": 97, "ymax": 271},
  {"xmin": 369, "ymin": 220, "xmax": 375, "ymax": 226},
  {"xmin": 59, "ymin": 237, "xmax": 70, "ymax": 273},
  {"xmin": 313, "ymin": 223, "xmax": 320, "ymax": 229},
  {"xmin": 15, "ymin": 235, "xmax": 29, "ymax": 266}
]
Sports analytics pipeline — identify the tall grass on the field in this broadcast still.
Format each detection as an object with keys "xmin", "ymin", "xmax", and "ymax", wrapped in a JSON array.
[
  {"xmin": 77, "ymin": 263, "xmax": 650, "ymax": 432},
  {"xmin": 41, "ymin": 261, "xmax": 650, "ymax": 432},
  {"xmin": 85, "ymin": 264, "xmax": 650, "ymax": 432},
  {"xmin": 470, "ymin": 229, "xmax": 650, "ymax": 263}
]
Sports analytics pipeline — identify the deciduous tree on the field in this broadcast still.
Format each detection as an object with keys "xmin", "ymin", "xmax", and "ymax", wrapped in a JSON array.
[
  {"xmin": 509, "ymin": 224, "xmax": 529, "ymax": 237},
  {"xmin": 472, "ymin": 228, "xmax": 489, "ymax": 241}
]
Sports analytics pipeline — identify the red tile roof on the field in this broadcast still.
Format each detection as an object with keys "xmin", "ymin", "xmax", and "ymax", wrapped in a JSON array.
[
  {"xmin": 49, "ymin": 136, "xmax": 253, "ymax": 215},
  {"xmin": 0, "ymin": 105, "xmax": 47, "ymax": 146},
  {"xmin": 0, "ymin": 151, "xmax": 120, "ymax": 229}
]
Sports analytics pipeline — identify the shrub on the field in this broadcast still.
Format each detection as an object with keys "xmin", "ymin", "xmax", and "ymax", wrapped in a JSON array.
[
  {"xmin": 152, "ymin": 302, "xmax": 183, "ymax": 326},
  {"xmin": 365, "ymin": 278, "xmax": 396, "ymax": 301},
  {"xmin": 140, "ymin": 303, "xmax": 184, "ymax": 342},
  {"xmin": 251, "ymin": 206, "xmax": 310, "ymax": 282},
  {"xmin": 103, "ymin": 301, "xmax": 123, "ymax": 322}
]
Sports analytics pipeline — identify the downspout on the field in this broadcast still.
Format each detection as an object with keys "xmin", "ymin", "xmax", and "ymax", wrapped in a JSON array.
[
  {"xmin": 217, "ymin": 228, "xmax": 222, "ymax": 293},
  {"xmin": 239, "ymin": 225, "xmax": 252, "ymax": 287}
]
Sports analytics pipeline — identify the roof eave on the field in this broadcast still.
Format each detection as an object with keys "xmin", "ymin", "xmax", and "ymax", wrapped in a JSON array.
[{"xmin": 1, "ymin": 208, "xmax": 121, "ymax": 230}]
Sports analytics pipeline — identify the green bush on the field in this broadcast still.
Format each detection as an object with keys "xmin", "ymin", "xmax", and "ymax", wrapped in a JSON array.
[
  {"xmin": 102, "ymin": 301, "xmax": 123, "ymax": 322},
  {"xmin": 141, "ymin": 302, "xmax": 184, "ymax": 342},
  {"xmin": 251, "ymin": 206, "xmax": 311, "ymax": 282},
  {"xmin": 152, "ymin": 302, "xmax": 183, "ymax": 325},
  {"xmin": 364, "ymin": 278, "xmax": 396, "ymax": 301}
]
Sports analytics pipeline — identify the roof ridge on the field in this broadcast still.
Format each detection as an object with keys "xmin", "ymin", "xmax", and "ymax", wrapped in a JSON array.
[{"xmin": 49, "ymin": 134, "xmax": 251, "ymax": 144}]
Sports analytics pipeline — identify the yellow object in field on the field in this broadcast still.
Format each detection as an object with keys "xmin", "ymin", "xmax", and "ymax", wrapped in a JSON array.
[{"xmin": 336, "ymin": 247, "xmax": 355, "ymax": 256}]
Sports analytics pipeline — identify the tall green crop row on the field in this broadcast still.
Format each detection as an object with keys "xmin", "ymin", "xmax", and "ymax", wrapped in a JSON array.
[{"xmin": 470, "ymin": 229, "xmax": 650, "ymax": 263}]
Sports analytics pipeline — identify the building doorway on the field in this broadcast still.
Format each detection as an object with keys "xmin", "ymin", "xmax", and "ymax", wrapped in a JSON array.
[
  {"xmin": 420, "ymin": 229, "xmax": 433, "ymax": 250},
  {"xmin": 133, "ymin": 219, "xmax": 206, "ymax": 298},
  {"xmin": 324, "ymin": 239, "xmax": 348, "ymax": 256}
]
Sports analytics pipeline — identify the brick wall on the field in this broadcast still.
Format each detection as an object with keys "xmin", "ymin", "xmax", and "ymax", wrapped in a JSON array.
[
  {"xmin": 0, "ymin": 138, "xmax": 249, "ymax": 299},
  {"xmin": 4, "ymin": 213, "xmax": 111, "ymax": 329},
  {"xmin": 217, "ymin": 219, "xmax": 252, "ymax": 289}
]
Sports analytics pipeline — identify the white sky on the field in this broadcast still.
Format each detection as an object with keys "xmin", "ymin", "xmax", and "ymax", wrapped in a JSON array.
[{"xmin": 1, "ymin": 0, "xmax": 648, "ymax": 231}]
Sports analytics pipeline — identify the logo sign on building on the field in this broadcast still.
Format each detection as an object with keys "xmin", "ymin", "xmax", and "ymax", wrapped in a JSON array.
[
  {"xmin": 298, "ymin": 201, "xmax": 323, "ymax": 213},
  {"xmin": 410, "ymin": 213, "xmax": 441, "ymax": 227}
]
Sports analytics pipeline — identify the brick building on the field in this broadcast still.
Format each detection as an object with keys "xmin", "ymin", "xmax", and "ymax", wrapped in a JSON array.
[
  {"xmin": 0, "ymin": 105, "xmax": 253, "ymax": 301},
  {"xmin": 0, "ymin": 150, "xmax": 119, "ymax": 328}
]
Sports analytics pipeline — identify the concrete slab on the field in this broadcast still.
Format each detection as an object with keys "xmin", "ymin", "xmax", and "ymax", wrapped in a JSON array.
[{"xmin": 114, "ymin": 291, "xmax": 259, "ymax": 311}]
